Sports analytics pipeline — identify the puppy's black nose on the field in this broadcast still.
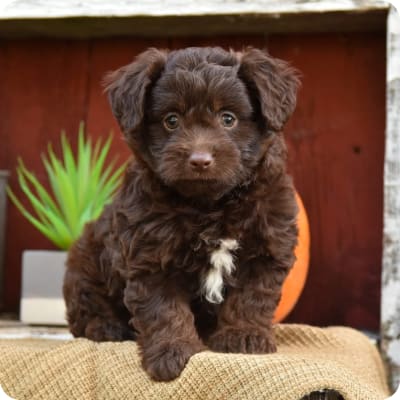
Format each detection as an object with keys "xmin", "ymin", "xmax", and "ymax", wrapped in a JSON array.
[{"xmin": 189, "ymin": 152, "xmax": 214, "ymax": 171}]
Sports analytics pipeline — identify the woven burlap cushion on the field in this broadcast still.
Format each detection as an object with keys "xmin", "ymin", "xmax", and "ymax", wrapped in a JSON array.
[{"xmin": 0, "ymin": 324, "xmax": 389, "ymax": 400}]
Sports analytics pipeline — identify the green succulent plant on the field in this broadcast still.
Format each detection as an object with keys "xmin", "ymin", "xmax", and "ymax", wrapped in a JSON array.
[{"xmin": 7, "ymin": 123, "xmax": 125, "ymax": 250}]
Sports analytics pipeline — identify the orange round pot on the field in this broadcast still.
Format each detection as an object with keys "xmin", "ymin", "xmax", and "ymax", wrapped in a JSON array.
[{"xmin": 273, "ymin": 192, "xmax": 310, "ymax": 323}]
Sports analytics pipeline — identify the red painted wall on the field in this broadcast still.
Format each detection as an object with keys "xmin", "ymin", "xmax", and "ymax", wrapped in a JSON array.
[{"xmin": 0, "ymin": 33, "xmax": 385, "ymax": 330}]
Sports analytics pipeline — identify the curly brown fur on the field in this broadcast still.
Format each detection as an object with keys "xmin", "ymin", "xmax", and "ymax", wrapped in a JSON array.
[{"xmin": 63, "ymin": 46, "xmax": 300, "ymax": 381}]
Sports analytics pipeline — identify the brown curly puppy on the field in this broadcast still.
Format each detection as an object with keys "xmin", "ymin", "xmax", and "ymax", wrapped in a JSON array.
[{"xmin": 63, "ymin": 47, "xmax": 300, "ymax": 381}]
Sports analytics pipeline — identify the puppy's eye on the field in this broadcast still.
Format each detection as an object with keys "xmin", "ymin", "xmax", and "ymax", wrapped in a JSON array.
[
  {"xmin": 163, "ymin": 114, "xmax": 179, "ymax": 130},
  {"xmin": 220, "ymin": 112, "xmax": 237, "ymax": 128}
]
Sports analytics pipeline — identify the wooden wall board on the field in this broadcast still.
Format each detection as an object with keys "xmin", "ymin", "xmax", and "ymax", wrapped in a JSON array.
[
  {"xmin": 267, "ymin": 33, "xmax": 386, "ymax": 330},
  {"xmin": 0, "ymin": 39, "xmax": 89, "ymax": 309},
  {"xmin": 0, "ymin": 11, "xmax": 387, "ymax": 38},
  {"xmin": 0, "ymin": 1, "xmax": 388, "ymax": 37}
]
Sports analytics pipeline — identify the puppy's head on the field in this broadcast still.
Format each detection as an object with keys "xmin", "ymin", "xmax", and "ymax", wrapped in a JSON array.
[{"xmin": 105, "ymin": 47, "xmax": 299, "ymax": 200}]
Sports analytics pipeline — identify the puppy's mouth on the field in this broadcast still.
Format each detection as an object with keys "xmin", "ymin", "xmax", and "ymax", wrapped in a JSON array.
[{"xmin": 172, "ymin": 178, "xmax": 234, "ymax": 199}]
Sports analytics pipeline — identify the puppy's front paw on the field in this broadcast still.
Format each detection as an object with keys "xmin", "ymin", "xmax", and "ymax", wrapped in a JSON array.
[
  {"xmin": 142, "ymin": 341, "xmax": 204, "ymax": 381},
  {"xmin": 208, "ymin": 327, "xmax": 276, "ymax": 354}
]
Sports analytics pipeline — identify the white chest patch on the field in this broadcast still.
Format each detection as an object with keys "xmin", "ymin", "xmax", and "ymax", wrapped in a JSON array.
[{"xmin": 203, "ymin": 239, "xmax": 239, "ymax": 304}]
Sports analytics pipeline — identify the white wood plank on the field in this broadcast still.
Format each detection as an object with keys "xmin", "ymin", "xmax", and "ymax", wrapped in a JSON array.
[
  {"xmin": 0, "ymin": 0, "xmax": 389, "ymax": 19},
  {"xmin": 381, "ymin": 3, "xmax": 400, "ymax": 391}
]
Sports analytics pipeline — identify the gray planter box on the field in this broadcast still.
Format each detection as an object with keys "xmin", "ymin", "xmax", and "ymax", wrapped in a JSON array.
[{"xmin": 20, "ymin": 250, "xmax": 67, "ymax": 325}]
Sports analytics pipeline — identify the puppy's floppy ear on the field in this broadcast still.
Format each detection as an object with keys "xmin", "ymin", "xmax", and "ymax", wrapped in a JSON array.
[
  {"xmin": 104, "ymin": 48, "xmax": 168, "ymax": 135},
  {"xmin": 238, "ymin": 48, "xmax": 300, "ymax": 132}
]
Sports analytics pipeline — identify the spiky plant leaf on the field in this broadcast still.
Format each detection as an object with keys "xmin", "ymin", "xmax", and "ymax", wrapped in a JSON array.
[{"xmin": 7, "ymin": 123, "xmax": 125, "ymax": 250}]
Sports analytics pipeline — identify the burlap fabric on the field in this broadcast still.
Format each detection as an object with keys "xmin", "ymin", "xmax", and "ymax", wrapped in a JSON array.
[{"xmin": 0, "ymin": 324, "xmax": 389, "ymax": 400}]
